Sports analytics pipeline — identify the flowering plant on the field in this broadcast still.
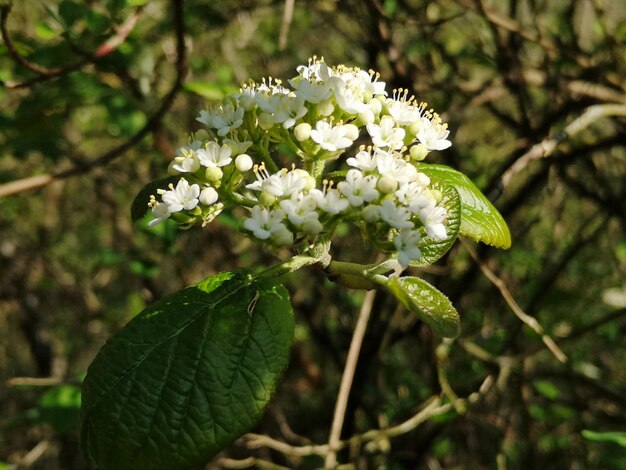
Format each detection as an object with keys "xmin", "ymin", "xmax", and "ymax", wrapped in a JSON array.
[{"xmin": 79, "ymin": 59, "xmax": 510, "ymax": 470}]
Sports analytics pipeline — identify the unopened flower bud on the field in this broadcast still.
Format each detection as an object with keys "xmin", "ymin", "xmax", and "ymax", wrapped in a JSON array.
[
  {"xmin": 292, "ymin": 169, "xmax": 316, "ymax": 190},
  {"xmin": 205, "ymin": 166, "xmax": 223, "ymax": 182},
  {"xmin": 368, "ymin": 98, "xmax": 382, "ymax": 115},
  {"xmin": 377, "ymin": 175, "xmax": 398, "ymax": 193},
  {"xmin": 195, "ymin": 129, "xmax": 209, "ymax": 141},
  {"xmin": 271, "ymin": 228, "xmax": 294, "ymax": 246},
  {"xmin": 430, "ymin": 189, "xmax": 443, "ymax": 203},
  {"xmin": 235, "ymin": 154, "xmax": 253, "ymax": 172},
  {"xmin": 302, "ymin": 216, "xmax": 323, "ymax": 235},
  {"xmin": 294, "ymin": 123, "xmax": 312, "ymax": 141},
  {"xmin": 260, "ymin": 191, "xmax": 277, "ymax": 206},
  {"xmin": 410, "ymin": 144, "xmax": 429, "ymax": 161},
  {"xmin": 258, "ymin": 113, "xmax": 275, "ymax": 130},
  {"xmin": 362, "ymin": 205, "xmax": 380, "ymax": 223},
  {"xmin": 356, "ymin": 109, "xmax": 375, "ymax": 126},
  {"xmin": 199, "ymin": 187, "xmax": 218, "ymax": 205},
  {"xmin": 343, "ymin": 124, "xmax": 359, "ymax": 141},
  {"xmin": 317, "ymin": 100, "xmax": 334, "ymax": 117}
]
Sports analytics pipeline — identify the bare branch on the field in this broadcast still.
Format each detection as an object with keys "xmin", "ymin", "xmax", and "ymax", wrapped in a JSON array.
[
  {"xmin": 1, "ymin": 4, "xmax": 144, "ymax": 89},
  {"xmin": 0, "ymin": 0, "xmax": 187, "ymax": 199},
  {"xmin": 460, "ymin": 239, "xmax": 567, "ymax": 363},
  {"xmin": 500, "ymin": 104, "xmax": 626, "ymax": 188},
  {"xmin": 324, "ymin": 289, "xmax": 376, "ymax": 468}
]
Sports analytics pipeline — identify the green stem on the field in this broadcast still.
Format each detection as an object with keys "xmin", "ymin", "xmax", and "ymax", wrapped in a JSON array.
[
  {"xmin": 306, "ymin": 159, "xmax": 326, "ymax": 181},
  {"xmin": 254, "ymin": 254, "xmax": 324, "ymax": 280},
  {"xmin": 256, "ymin": 136, "xmax": 280, "ymax": 173}
]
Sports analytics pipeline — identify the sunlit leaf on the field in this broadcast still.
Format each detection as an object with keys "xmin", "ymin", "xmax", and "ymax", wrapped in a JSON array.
[{"xmin": 419, "ymin": 164, "xmax": 511, "ymax": 249}]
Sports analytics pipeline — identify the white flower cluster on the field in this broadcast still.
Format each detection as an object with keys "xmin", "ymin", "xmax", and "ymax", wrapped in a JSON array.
[{"xmin": 148, "ymin": 57, "xmax": 453, "ymax": 267}]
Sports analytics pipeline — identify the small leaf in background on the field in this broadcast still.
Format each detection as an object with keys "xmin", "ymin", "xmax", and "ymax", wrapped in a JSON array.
[
  {"xmin": 412, "ymin": 183, "xmax": 461, "ymax": 266},
  {"xmin": 582, "ymin": 430, "xmax": 626, "ymax": 448},
  {"xmin": 80, "ymin": 271, "xmax": 294, "ymax": 470},
  {"xmin": 419, "ymin": 164, "xmax": 511, "ymax": 249},
  {"xmin": 130, "ymin": 176, "xmax": 180, "ymax": 222},
  {"xmin": 183, "ymin": 81, "xmax": 237, "ymax": 101},
  {"xmin": 383, "ymin": 276, "xmax": 460, "ymax": 338},
  {"xmin": 38, "ymin": 385, "xmax": 82, "ymax": 434},
  {"xmin": 533, "ymin": 380, "xmax": 560, "ymax": 400}
]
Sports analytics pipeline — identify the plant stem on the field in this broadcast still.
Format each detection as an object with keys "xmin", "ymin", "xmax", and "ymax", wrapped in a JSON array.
[{"xmin": 324, "ymin": 289, "xmax": 377, "ymax": 468}]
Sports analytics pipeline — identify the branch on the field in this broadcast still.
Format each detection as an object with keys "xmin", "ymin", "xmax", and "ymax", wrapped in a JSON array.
[
  {"xmin": 324, "ymin": 289, "xmax": 377, "ymax": 468},
  {"xmin": 1, "ymin": 4, "xmax": 144, "ymax": 89},
  {"xmin": 500, "ymin": 104, "xmax": 626, "ymax": 188},
  {"xmin": 244, "ymin": 374, "xmax": 496, "ymax": 460},
  {"xmin": 460, "ymin": 239, "xmax": 567, "ymax": 363},
  {"xmin": 0, "ymin": 0, "xmax": 187, "ymax": 199}
]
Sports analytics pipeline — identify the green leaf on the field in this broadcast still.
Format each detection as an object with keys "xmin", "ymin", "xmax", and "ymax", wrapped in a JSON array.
[
  {"xmin": 183, "ymin": 81, "xmax": 236, "ymax": 101},
  {"xmin": 419, "ymin": 164, "xmax": 511, "ymax": 249},
  {"xmin": 80, "ymin": 271, "xmax": 294, "ymax": 470},
  {"xmin": 38, "ymin": 385, "xmax": 82, "ymax": 434},
  {"xmin": 412, "ymin": 182, "xmax": 461, "ymax": 266},
  {"xmin": 130, "ymin": 176, "xmax": 179, "ymax": 222},
  {"xmin": 582, "ymin": 430, "xmax": 626, "ymax": 447},
  {"xmin": 384, "ymin": 276, "xmax": 460, "ymax": 338}
]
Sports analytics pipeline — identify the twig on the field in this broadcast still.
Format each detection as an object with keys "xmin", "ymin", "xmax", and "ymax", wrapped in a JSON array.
[
  {"xmin": 0, "ymin": 0, "xmax": 187, "ymax": 198},
  {"xmin": 324, "ymin": 289, "xmax": 377, "ymax": 468},
  {"xmin": 500, "ymin": 104, "xmax": 626, "ymax": 187},
  {"xmin": 460, "ymin": 239, "xmax": 567, "ymax": 363},
  {"xmin": 217, "ymin": 457, "xmax": 290, "ymax": 470},
  {"xmin": 244, "ymin": 375, "xmax": 496, "ymax": 459},
  {"xmin": 1, "ymin": 4, "xmax": 144, "ymax": 89},
  {"xmin": 278, "ymin": 0, "xmax": 295, "ymax": 51},
  {"xmin": 6, "ymin": 376, "xmax": 81, "ymax": 387}
]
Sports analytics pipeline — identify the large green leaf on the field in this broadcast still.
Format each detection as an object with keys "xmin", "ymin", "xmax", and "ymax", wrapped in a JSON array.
[
  {"xmin": 412, "ymin": 182, "xmax": 461, "ymax": 266},
  {"xmin": 80, "ymin": 271, "xmax": 294, "ymax": 470},
  {"xmin": 419, "ymin": 164, "xmax": 511, "ymax": 249},
  {"xmin": 383, "ymin": 276, "xmax": 460, "ymax": 338}
]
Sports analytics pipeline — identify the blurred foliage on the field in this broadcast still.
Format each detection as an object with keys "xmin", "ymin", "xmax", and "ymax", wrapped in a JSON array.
[{"xmin": 1, "ymin": 0, "xmax": 625, "ymax": 468}]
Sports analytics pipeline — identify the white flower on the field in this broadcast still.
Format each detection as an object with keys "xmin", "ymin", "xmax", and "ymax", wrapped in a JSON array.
[
  {"xmin": 197, "ymin": 103, "xmax": 244, "ymax": 137},
  {"xmin": 395, "ymin": 181, "xmax": 433, "ymax": 210},
  {"xmin": 393, "ymin": 229, "xmax": 422, "ymax": 268},
  {"xmin": 310, "ymin": 120, "xmax": 356, "ymax": 152},
  {"xmin": 387, "ymin": 99, "xmax": 423, "ymax": 126},
  {"xmin": 197, "ymin": 141, "xmax": 232, "ymax": 168},
  {"xmin": 149, "ymin": 202, "xmax": 170, "ymax": 227},
  {"xmin": 159, "ymin": 178, "xmax": 200, "ymax": 212},
  {"xmin": 375, "ymin": 151, "xmax": 417, "ymax": 184},
  {"xmin": 328, "ymin": 76, "xmax": 368, "ymax": 115},
  {"xmin": 347, "ymin": 149, "xmax": 378, "ymax": 172},
  {"xmin": 296, "ymin": 60, "xmax": 334, "ymax": 82},
  {"xmin": 273, "ymin": 95, "xmax": 308, "ymax": 129},
  {"xmin": 366, "ymin": 116, "xmax": 406, "ymax": 150},
  {"xmin": 309, "ymin": 188, "xmax": 350, "ymax": 214},
  {"xmin": 246, "ymin": 167, "xmax": 309, "ymax": 198},
  {"xmin": 243, "ymin": 206, "xmax": 286, "ymax": 240},
  {"xmin": 337, "ymin": 169, "xmax": 379, "ymax": 206},
  {"xmin": 279, "ymin": 193, "xmax": 318, "ymax": 226},
  {"xmin": 419, "ymin": 204, "xmax": 448, "ymax": 239},
  {"xmin": 170, "ymin": 140, "xmax": 202, "ymax": 173},
  {"xmin": 378, "ymin": 199, "xmax": 414, "ymax": 229},
  {"xmin": 415, "ymin": 116, "xmax": 452, "ymax": 151},
  {"xmin": 223, "ymin": 136, "xmax": 252, "ymax": 156},
  {"xmin": 289, "ymin": 78, "xmax": 333, "ymax": 103}
]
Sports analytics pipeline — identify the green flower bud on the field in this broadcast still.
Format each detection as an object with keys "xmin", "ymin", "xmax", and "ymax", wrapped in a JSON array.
[
  {"xmin": 410, "ymin": 144, "xmax": 429, "ymax": 161},
  {"xmin": 205, "ymin": 166, "xmax": 223, "ymax": 183},
  {"xmin": 294, "ymin": 123, "xmax": 312, "ymax": 141}
]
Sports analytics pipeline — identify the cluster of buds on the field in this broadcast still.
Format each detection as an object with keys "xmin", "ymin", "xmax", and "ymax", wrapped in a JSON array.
[{"xmin": 148, "ymin": 57, "xmax": 452, "ymax": 267}]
